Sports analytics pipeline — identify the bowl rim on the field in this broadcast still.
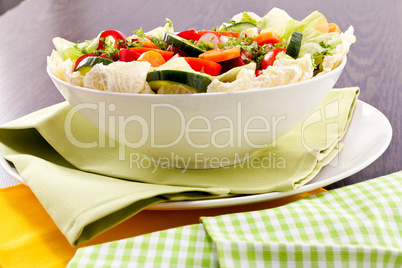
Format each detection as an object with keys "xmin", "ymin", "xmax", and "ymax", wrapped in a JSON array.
[{"xmin": 47, "ymin": 55, "xmax": 347, "ymax": 99}]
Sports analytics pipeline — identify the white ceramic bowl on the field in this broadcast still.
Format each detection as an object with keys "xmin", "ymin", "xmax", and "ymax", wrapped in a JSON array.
[{"xmin": 47, "ymin": 56, "xmax": 347, "ymax": 169}]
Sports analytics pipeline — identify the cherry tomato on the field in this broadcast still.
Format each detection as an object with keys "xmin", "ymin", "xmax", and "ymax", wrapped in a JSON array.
[{"xmin": 261, "ymin": 47, "xmax": 286, "ymax": 70}]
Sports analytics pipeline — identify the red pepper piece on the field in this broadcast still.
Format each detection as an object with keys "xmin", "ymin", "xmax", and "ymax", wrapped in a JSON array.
[
  {"xmin": 98, "ymin": 30, "xmax": 127, "ymax": 50},
  {"xmin": 255, "ymin": 69, "xmax": 263, "ymax": 77},
  {"xmin": 74, "ymin": 53, "xmax": 96, "ymax": 70},
  {"xmin": 184, "ymin": 57, "xmax": 222, "ymax": 76},
  {"xmin": 119, "ymin": 49, "xmax": 142, "ymax": 62},
  {"xmin": 74, "ymin": 53, "xmax": 108, "ymax": 70},
  {"xmin": 219, "ymin": 56, "xmax": 245, "ymax": 74},
  {"xmin": 177, "ymin": 30, "xmax": 201, "ymax": 41}
]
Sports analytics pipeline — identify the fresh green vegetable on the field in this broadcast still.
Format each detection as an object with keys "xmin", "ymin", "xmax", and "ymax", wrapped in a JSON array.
[
  {"xmin": 49, "ymin": 8, "xmax": 355, "ymax": 94},
  {"xmin": 286, "ymin": 31, "xmax": 303, "ymax": 59},
  {"xmin": 52, "ymin": 37, "xmax": 82, "ymax": 61},
  {"xmin": 162, "ymin": 32, "xmax": 206, "ymax": 57},
  {"xmin": 216, "ymin": 62, "xmax": 256, "ymax": 82},
  {"xmin": 75, "ymin": 57, "xmax": 114, "ymax": 75},
  {"xmin": 238, "ymin": 12, "xmax": 260, "ymax": 25},
  {"xmin": 53, "ymin": 37, "xmax": 99, "ymax": 61},
  {"xmin": 257, "ymin": 8, "xmax": 293, "ymax": 33},
  {"xmin": 311, "ymin": 41, "xmax": 334, "ymax": 75},
  {"xmin": 226, "ymin": 22, "xmax": 257, "ymax": 33},
  {"xmin": 147, "ymin": 70, "xmax": 212, "ymax": 93},
  {"xmin": 225, "ymin": 11, "xmax": 261, "ymax": 27}
]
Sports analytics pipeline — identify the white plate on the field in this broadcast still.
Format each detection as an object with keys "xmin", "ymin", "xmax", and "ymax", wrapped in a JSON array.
[{"xmin": 0, "ymin": 100, "xmax": 392, "ymax": 210}]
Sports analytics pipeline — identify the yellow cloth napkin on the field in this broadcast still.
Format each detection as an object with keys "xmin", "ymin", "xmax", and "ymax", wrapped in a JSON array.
[
  {"xmin": 0, "ymin": 184, "xmax": 324, "ymax": 268},
  {"xmin": 0, "ymin": 87, "xmax": 359, "ymax": 246}
]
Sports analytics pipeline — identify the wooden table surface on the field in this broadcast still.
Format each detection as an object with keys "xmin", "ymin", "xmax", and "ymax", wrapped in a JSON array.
[{"xmin": 0, "ymin": 0, "xmax": 401, "ymax": 189}]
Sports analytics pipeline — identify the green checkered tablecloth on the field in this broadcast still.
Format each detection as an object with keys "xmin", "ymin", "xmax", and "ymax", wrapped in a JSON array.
[{"xmin": 68, "ymin": 171, "xmax": 402, "ymax": 267}]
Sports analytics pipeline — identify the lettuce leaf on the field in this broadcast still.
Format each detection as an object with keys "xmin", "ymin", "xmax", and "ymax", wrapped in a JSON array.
[
  {"xmin": 207, "ymin": 55, "xmax": 313, "ymax": 93},
  {"xmin": 52, "ymin": 36, "xmax": 99, "ymax": 61},
  {"xmin": 141, "ymin": 19, "xmax": 174, "ymax": 40},
  {"xmin": 77, "ymin": 37, "xmax": 99, "ymax": 54},
  {"xmin": 47, "ymin": 50, "xmax": 84, "ymax": 86},
  {"xmin": 230, "ymin": 11, "xmax": 261, "ymax": 24},
  {"xmin": 318, "ymin": 26, "xmax": 356, "ymax": 75},
  {"xmin": 84, "ymin": 61, "xmax": 152, "ymax": 93},
  {"xmin": 217, "ymin": 62, "xmax": 256, "ymax": 82},
  {"xmin": 259, "ymin": 9, "xmax": 328, "ymax": 41},
  {"xmin": 257, "ymin": 7, "xmax": 293, "ymax": 33},
  {"xmin": 239, "ymin": 12, "xmax": 259, "ymax": 25},
  {"xmin": 299, "ymin": 32, "xmax": 342, "ymax": 57},
  {"xmin": 292, "ymin": 11, "xmax": 328, "ymax": 40},
  {"xmin": 153, "ymin": 57, "xmax": 195, "ymax": 73},
  {"xmin": 52, "ymin": 37, "xmax": 77, "ymax": 61}
]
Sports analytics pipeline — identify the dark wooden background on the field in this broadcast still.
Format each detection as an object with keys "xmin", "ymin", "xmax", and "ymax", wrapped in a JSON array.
[{"xmin": 0, "ymin": 0, "xmax": 401, "ymax": 189}]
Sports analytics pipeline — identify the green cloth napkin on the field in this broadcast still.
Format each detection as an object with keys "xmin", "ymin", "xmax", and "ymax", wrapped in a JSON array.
[
  {"xmin": 0, "ymin": 87, "xmax": 359, "ymax": 246},
  {"xmin": 67, "ymin": 171, "xmax": 402, "ymax": 267}
]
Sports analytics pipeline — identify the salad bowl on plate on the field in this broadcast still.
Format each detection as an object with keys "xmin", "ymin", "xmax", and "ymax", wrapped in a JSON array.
[{"xmin": 47, "ymin": 8, "xmax": 355, "ymax": 169}]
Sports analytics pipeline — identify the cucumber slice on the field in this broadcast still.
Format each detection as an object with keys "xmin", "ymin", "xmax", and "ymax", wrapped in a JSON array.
[
  {"xmin": 286, "ymin": 31, "xmax": 303, "ymax": 59},
  {"xmin": 75, "ymin": 66, "xmax": 92, "ymax": 76},
  {"xmin": 162, "ymin": 32, "xmax": 205, "ymax": 57},
  {"xmin": 146, "ymin": 70, "xmax": 212, "ymax": 93},
  {"xmin": 226, "ymin": 22, "xmax": 257, "ymax": 33},
  {"xmin": 76, "ymin": 57, "xmax": 114, "ymax": 75},
  {"xmin": 149, "ymin": 81, "xmax": 198, "ymax": 94}
]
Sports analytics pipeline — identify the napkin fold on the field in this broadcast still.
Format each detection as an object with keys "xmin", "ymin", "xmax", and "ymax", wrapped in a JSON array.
[
  {"xmin": 67, "ymin": 171, "xmax": 402, "ymax": 267},
  {"xmin": 0, "ymin": 87, "xmax": 359, "ymax": 246}
]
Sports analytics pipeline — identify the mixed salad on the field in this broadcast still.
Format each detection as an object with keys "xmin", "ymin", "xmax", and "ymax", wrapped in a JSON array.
[{"xmin": 47, "ymin": 8, "xmax": 355, "ymax": 94}]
